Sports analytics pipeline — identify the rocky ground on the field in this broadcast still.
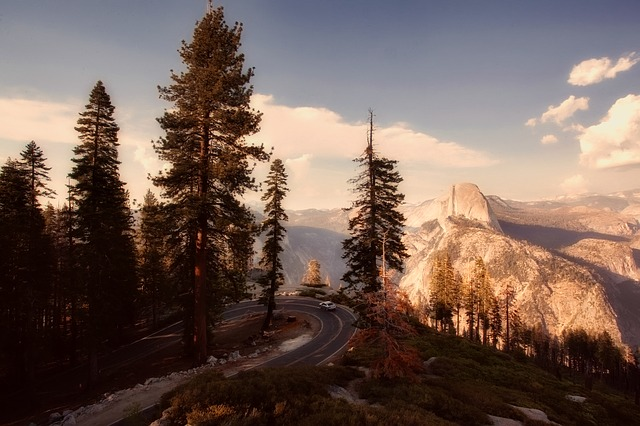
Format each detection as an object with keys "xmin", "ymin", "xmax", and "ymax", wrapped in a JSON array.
[{"xmin": 6, "ymin": 311, "xmax": 319, "ymax": 426}]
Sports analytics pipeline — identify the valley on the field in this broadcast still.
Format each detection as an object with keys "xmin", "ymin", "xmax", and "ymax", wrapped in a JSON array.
[{"xmin": 271, "ymin": 183, "xmax": 640, "ymax": 348}]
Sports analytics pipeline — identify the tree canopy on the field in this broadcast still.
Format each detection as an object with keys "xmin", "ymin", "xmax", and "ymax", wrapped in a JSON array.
[
  {"xmin": 342, "ymin": 110, "xmax": 408, "ymax": 294},
  {"xmin": 153, "ymin": 6, "xmax": 268, "ymax": 364}
]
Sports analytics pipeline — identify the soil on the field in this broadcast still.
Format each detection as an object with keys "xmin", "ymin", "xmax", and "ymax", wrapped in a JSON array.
[{"xmin": 4, "ymin": 311, "xmax": 319, "ymax": 426}]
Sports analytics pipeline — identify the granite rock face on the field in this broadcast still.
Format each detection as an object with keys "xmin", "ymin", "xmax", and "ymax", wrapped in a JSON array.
[
  {"xmin": 397, "ymin": 184, "xmax": 640, "ymax": 346},
  {"xmin": 262, "ymin": 183, "xmax": 640, "ymax": 346}
]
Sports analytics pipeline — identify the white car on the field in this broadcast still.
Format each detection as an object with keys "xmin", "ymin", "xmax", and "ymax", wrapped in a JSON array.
[{"xmin": 319, "ymin": 301, "xmax": 336, "ymax": 311}]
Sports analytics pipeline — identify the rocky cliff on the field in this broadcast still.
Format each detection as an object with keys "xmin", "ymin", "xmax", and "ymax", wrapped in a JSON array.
[
  {"xmin": 398, "ymin": 184, "xmax": 629, "ymax": 345},
  {"xmin": 259, "ymin": 183, "xmax": 640, "ymax": 346}
]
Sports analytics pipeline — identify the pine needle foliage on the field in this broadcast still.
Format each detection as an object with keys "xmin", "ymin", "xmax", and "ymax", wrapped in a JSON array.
[
  {"xmin": 152, "ymin": 6, "xmax": 268, "ymax": 364},
  {"xmin": 258, "ymin": 158, "xmax": 289, "ymax": 330},
  {"xmin": 342, "ymin": 110, "xmax": 407, "ymax": 294},
  {"xmin": 68, "ymin": 80, "xmax": 138, "ymax": 383}
]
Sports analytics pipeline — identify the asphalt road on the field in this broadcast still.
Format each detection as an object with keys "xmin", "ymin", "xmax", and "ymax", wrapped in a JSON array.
[
  {"xmin": 37, "ymin": 296, "xmax": 356, "ymax": 393},
  {"xmin": 223, "ymin": 297, "xmax": 358, "ymax": 367}
]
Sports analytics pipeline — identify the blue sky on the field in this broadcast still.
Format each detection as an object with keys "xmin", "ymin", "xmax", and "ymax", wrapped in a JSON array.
[{"xmin": 1, "ymin": 1, "xmax": 640, "ymax": 210}]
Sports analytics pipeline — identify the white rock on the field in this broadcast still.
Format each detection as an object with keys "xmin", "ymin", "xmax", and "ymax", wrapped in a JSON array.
[{"xmin": 566, "ymin": 394, "xmax": 587, "ymax": 403}]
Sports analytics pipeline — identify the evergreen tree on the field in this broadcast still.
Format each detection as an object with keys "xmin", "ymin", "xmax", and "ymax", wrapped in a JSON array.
[
  {"xmin": 21, "ymin": 141, "xmax": 56, "ymax": 208},
  {"xmin": 153, "ymin": 6, "xmax": 268, "ymax": 364},
  {"xmin": 489, "ymin": 295, "xmax": 502, "ymax": 348},
  {"xmin": 463, "ymin": 273, "xmax": 477, "ymax": 341},
  {"xmin": 429, "ymin": 252, "xmax": 456, "ymax": 332},
  {"xmin": 258, "ymin": 158, "xmax": 288, "ymax": 331},
  {"xmin": 138, "ymin": 190, "xmax": 172, "ymax": 329},
  {"xmin": 471, "ymin": 258, "xmax": 493, "ymax": 345},
  {"xmin": 0, "ymin": 158, "xmax": 34, "ymax": 385},
  {"xmin": 502, "ymin": 282, "xmax": 516, "ymax": 351},
  {"xmin": 0, "ymin": 141, "xmax": 55, "ymax": 387},
  {"xmin": 342, "ymin": 110, "xmax": 407, "ymax": 294},
  {"xmin": 68, "ymin": 80, "xmax": 138, "ymax": 384},
  {"xmin": 302, "ymin": 259, "xmax": 323, "ymax": 287}
]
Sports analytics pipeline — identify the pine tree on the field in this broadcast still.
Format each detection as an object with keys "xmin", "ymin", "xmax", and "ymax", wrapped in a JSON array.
[
  {"xmin": 0, "ymin": 158, "xmax": 34, "ymax": 385},
  {"xmin": 68, "ymin": 80, "xmax": 138, "ymax": 384},
  {"xmin": 302, "ymin": 259, "xmax": 323, "ymax": 287},
  {"xmin": 18, "ymin": 141, "xmax": 55, "ymax": 383},
  {"xmin": 138, "ymin": 190, "xmax": 172, "ymax": 329},
  {"xmin": 21, "ymin": 141, "xmax": 56, "ymax": 208},
  {"xmin": 342, "ymin": 111, "xmax": 416, "ymax": 380},
  {"xmin": 258, "ymin": 158, "xmax": 288, "ymax": 331},
  {"xmin": 153, "ymin": 6, "xmax": 268, "ymax": 364},
  {"xmin": 472, "ymin": 258, "xmax": 493, "ymax": 345},
  {"xmin": 489, "ymin": 295, "xmax": 502, "ymax": 348},
  {"xmin": 429, "ymin": 252, "xmax": 457, "ymax": 332},
  {"xmin": 0, "ymin": 141, "xmax": 55, "ymax": 387},
  {"xmin": 502, "ymin": 281, "xmax": 516, "ymax": 351},
  {"xmin": 342, "ymin": 110, "xmax": 407, "ymax": 294}
]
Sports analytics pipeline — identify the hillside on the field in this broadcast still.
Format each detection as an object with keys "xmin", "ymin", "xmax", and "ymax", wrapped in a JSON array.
[
  {"xmin": 273, "ymin": 183, "xmax": 640, "ymax": 347},
  {"xmin": 157, "ymin": 324, "xmax": 640, "ymax": 425}
]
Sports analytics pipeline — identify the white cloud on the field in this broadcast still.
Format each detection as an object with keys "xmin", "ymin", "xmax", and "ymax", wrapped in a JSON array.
[
  {"xmin": 526, "ymin": 96, "xmax": 589, "ymax": 128},
  {"xmin": 568, "ymin": 53, "xmax": 639, "ymax": 86},
  {"xmin": 578, "ymin": 94, "xmax": 640, "ymax": 168},
  {"xmin": 0, "ymin": 97, "xmax": 77, "ymax": 144},
  {"xmin": 540, "ymin": 96, "xmax": 589, "ymax": 125},
  {"xmin": 0, "ymin": 93, "xmax": 499, "ymax": 210},
  {"xmin": 377, "ymin": 124, "xmax": 497, "ymax": 168},
  {"xmin": 560, "ymin": 174, "xmax": 588, "ymax": 195},
  {"xmin": 250, "ymin": 94, "xmax": 496, "ymax": 169},
  {"xmin": 541, "ymin": 134, "xmax": 558, "ymax": 145},
  {"xmin": 245, "ymin": 95, "xmax": 499, "ymax": 208},
  {"xmin": 284, "ymin": 154, "xmax": 313, "ymax": 177}
]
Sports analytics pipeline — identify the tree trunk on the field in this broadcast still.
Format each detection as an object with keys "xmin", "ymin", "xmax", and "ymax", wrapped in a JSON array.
[
  {"xmin": 262, "ymin": 286, "xmax": 275, "ymax": 331},
  {"xmin": 193, "ymin": 125, "xmax": 210, "ymax": 366},
  {"xmin": 193, "ymin": 223, "xmax": 208, "ymax": 365}
]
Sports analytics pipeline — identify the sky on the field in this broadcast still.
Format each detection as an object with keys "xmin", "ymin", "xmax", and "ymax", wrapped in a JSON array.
[{"xmin": 1, "ymin": 1, "xmax": 640, "ymax": 210}]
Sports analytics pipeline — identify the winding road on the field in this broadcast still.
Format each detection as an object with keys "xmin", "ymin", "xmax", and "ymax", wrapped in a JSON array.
[{"xmin": 223, "ymin": 297, "xmax": 358, "ymax": 367}]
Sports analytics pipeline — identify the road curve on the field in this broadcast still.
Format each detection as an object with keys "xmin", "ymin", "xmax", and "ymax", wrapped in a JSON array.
[{"xmin": 223, "ymin": 296, "xmax": 358, "ymax": 367}]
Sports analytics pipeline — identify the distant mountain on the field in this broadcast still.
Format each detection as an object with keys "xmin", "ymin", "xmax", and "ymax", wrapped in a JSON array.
[{"xmin": 260, "ymin": 184, "xmax": 640, "ymax": 346}]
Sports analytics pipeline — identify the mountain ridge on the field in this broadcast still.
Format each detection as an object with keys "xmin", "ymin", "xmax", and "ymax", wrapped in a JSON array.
[{"xmin": 261, "ymin": 183, "xmax": 640, "ymax": 346}]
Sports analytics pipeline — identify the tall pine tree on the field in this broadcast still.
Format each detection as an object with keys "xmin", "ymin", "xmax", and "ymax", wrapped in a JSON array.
[
  {"xmin": 153, "ymin": 6, "xmax": 268, "ymax": 364},
  {"xmin": 68, "ymin": 80, "xmax": 138, "ymax": 384},
  {"xmin": 138, "ymin": 190, "xmax": 172, "ymax": 329},
  {"xmin": 342, "ymin": 110, "xmax": 407, "ymax": 294},
  {"xmin": 258, "ymin": 158, "xmax": 288, "ymax": 331}
]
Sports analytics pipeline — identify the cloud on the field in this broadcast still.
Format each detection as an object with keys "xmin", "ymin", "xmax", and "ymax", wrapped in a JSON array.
[
  {"xmin": 560, "ymin": 174, "xmax": 588, "ymax": 195},
  {"xmin": 526, "ymin": 96, "xmax": 589, "ymax": 127},
  {"xmin": 0, "ymin": 97, "xmax": 77, "ymax": 144},
  {"xmin": 0, "ymin": 93, "xmax": 499, "ymax": 210},
  {"xmin": 542, "ymin": 96, "xmax": 590, "ymax": 125},
  {"xmin": 568, "ymin": 53, "xmax": 639, "ymax": 86},
  {"xmin": 541, "ymin": 134, "xmax": 558, "ymax": 145},
  {"xmin": 578, "ymin": 94, "xmax": 640, "ymax": 169},
  {"xmin": 284, "ymin": 154, "xmax": 313, "ymax": 178},
  {"xmin": 250, "ymin": 94, "xmax": 496, "ymax": 169}
]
